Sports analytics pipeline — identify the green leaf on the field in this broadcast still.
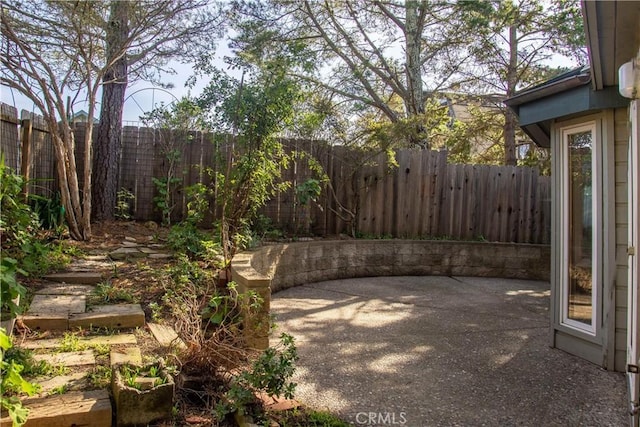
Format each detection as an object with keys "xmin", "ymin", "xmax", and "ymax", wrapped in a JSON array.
[
  {"xmin": 1, "ymin": 396, "xmax": 30, "ymax": 427},
  {"xmin": 0, "ymin": 329, "xmax": 12, "ymax": 351}
]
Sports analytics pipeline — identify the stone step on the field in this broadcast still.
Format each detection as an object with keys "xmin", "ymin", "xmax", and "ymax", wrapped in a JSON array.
[
  {"xmin": 28, "ymin": 295, "xmax": 86, "ymax": 314},
  {"xmin": 110, "ymin": 346, "xmax": 142, "ymax": 367},
  {"xmin": 147, "ymin": 323, "xmax": 186, "ymax": 349},
  {"xmin": 34, "ymin": 283, "xmax": 95, "ymax": 296},
  {"xmin": 33, "ymin": 350, "xmax": 96, "ymax": 367},
  {"xmin": 35, "ymin": 371, "xmax": 90, "ymax": 395},
  {"xmin": 20, "ymin": 294, "xmax": 87, "ymax": 331},
  {"xmin": 20, "ymin": 333, "xmax": 137, "ymax": 350},
  {"xmin": 65, "ymin": 257, "xmax": 113, "ymax": 272},
  {"xmin": 42, "ymin": 272, "xmax": 104, "ymax": 285},
  {"xmin": 108, "ymin": 247, "xmax": 149, "ymax": 260},
  {"xmin": 69, "ymin": 304, "xmax": 145, "ymax": 329},
  {"xmin": 0, "ymin": 390, "xmax": 111, "ymax": 427}
]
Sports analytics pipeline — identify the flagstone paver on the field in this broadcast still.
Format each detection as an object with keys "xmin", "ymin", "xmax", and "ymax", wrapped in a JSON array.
[
  {"xmin": 34, "ymin": 283, "xmax": 96, "ymax": 296},
  {"xmin": 21, "ymin": 294, "xmax": 87, "ymax": 331},
  {"xmin": 43, "ymin": 272, "xmax": 104, "ymax": 285},
  {"xmin": 110, "ymin": 347, "xmax": 143, "ymax": 367},
  {"xmin": 36, "ymin": 372, "xmax": 89, "ymax": 394},
  {"xmin": 109, "ymin": 247, "xmax": 149, "ymax": 260},
  {"xmin": 29, "ymin": 294, "xmax": 86, "ymax": 314},
  {"xmin": 147, "ymin": 323, "xmax": 186, "ymax": 349},
  {"xmin": 33, "ymin": 350, "xmax": 96, "ymax": 367},
  {"xmin": 21, "ymin": 333, "xmax": 138, "ymax": 350},
  {"xmin": 149, "ymin": 253, "xmax": 173, "ymax": 259},
  {"xmin": 9, "ymin": 248, "xmax": 176, "ymax": 426}
]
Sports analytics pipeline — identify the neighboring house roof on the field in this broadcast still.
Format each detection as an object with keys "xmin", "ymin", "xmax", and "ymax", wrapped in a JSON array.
[
  {"xmin": 71, "ymin": 110, "xmax": 99, "ymax": 124},
  {"xmin": 440, "ymin": 93, "xmax": 511, "ymax": 156}
]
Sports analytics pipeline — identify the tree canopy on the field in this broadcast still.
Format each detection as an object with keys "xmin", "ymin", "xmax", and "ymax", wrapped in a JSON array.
[
  {"xmin": 1, "ymin": 0, "xmax": 587, "ymax": 240},
  {"xmin": 228, "ymin": 0, "xmax": 585, "ymax": 163}
]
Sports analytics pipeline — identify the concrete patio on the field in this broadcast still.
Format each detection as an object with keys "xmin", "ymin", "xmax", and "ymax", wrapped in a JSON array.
[{"xmin": 271, "ymin": 276, "xmax": 627, "ymax": 426}]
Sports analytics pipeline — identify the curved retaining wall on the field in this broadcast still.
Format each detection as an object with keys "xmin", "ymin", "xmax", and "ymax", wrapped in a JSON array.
[{"xmin": 231, "ymin": 240, "xmax": 550, "ymax": 348}]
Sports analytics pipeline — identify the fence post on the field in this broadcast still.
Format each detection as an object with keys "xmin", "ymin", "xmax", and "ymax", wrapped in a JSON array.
[{"xmin": 20, "ymin": 118, "xmax": 33, "ymax": 199}]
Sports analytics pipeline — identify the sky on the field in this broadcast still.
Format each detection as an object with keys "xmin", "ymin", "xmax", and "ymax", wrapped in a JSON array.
[{"xmin": 1, "ymin": 41, "xmax": 236, "ymax": 125}]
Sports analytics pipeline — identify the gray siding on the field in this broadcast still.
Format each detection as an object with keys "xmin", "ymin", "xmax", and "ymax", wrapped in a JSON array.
[{"xmin": 614, "ymin": 106, "xmax": 630, "ymax": 372}]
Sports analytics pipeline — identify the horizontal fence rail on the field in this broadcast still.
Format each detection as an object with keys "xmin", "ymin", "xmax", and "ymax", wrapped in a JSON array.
[{"xmin": 0, "ymin": 103, "xmax": 550, "ymax": 244}]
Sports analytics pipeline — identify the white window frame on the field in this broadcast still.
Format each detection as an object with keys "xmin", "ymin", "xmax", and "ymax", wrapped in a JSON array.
[{"xmin": 559, "ymin": 120, "xmax": 600, "ymax": 335}]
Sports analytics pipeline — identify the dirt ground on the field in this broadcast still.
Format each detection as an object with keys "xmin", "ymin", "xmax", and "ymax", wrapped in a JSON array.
[{"xmin": 18, "ymin": 220, "xmax": 314, "ymax": 426}]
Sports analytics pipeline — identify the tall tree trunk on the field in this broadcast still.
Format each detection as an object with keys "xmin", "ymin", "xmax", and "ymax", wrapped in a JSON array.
[
  {"xmin": 504, "ymin": 23, "xmax": 518, "ymax": 166},
  {"xmin": 93, "ymin": 0, "xmax": 129, "ymax": 221},
  {"xmin": 404, "ymin": 1, "xmax": 427, "ymax": 148}
]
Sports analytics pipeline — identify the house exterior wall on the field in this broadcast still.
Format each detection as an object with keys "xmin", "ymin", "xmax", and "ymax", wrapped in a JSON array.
[
  {"xmin": 614, "ymin": 106, "xmax": 630, "ymax": 372},
  {"xmin": 550, "ymin": 108, "xmax": 629, "ymax": 372}
]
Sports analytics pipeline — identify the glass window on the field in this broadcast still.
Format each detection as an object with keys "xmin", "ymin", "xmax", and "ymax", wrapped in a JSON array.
[
  {"xmin": 561, "ymin": 122, "xmax": 598, "ymax": 334},
  {"xmin": 567, "ymin": 130, "xmax": 593, "ymax": 325}
]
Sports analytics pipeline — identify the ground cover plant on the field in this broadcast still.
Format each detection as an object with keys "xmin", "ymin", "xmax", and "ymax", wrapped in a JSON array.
[
  {"xmin": 85, "ymin": 221, "xmax": 349, "ymax": 426},
  {"xmin": 2, "ymin": 213, "xmax": 347, "ymax": 426}
]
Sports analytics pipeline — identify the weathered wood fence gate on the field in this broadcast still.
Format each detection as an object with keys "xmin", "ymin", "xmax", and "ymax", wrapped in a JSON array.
[{"xmin": 0, "ymin": 103, "xmax": 550, "ymax": 244}]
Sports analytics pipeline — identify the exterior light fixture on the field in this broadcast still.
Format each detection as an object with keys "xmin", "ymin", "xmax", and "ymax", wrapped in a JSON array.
[{"xmin": 619, "ymin": 59, "xmax": 638, "ymax": 99}]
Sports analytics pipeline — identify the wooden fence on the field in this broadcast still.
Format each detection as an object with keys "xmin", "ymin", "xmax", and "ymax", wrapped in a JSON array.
[{"xmin": 0, "ymin": 103, "xmax": 550, "ymax": 244}]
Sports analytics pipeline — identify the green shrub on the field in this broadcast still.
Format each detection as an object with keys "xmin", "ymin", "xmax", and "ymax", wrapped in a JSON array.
[
  {"xmin": 167, "ymin": 222, "xmax": 224, "ymax": 267},
  {"xmin": 29, "ymin": 192, "xmax": 64, "ymax": 231},
  {"xmin": 1, "ymin": 329, "xmax": 39, "ymax": 426},
  {"xmin": 0, "ymin": 157, "xmax": 39, "ymax": 252},
  {"xmin": 1, "ymin": 257, "xmax": 27, "ymax": 316},
  {"xmin": 115, "ymin": 188, "xmax": 135, "ymax": 221},
  {"xmin": 216, "ymin": 333, "xmax": 298, "ymax": 419}
]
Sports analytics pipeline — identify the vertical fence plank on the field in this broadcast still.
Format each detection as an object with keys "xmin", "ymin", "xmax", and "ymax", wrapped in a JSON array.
[
  {"xmin": 200, "ymin": 133, "xmax": 217, "ymax": 226},
  {"xmin": 418, "ymin": 152, "xmax": 431, "ymax": 237},
  {"xmin": 22, "ymin": 110, "xmax": 56, "ymax": 198},
  {"xmin": 134, "ymin": 127, "xmax": 157, "ymax": 221},
  {"xmin": 461, "ymin": 164, "xmax": 473, "ymax": 240},
  {"xmin": 536, "ymin": 176, "xmax": 551, "ymax": 244},
  {"xmin": 373, "ymin": 152, "xmax": 386, "ymax": 236},
  {"xmin": 476, "ymin": 165, "xmax": 490, "ymax": 239},
  {"xmin": 487, "ymin": 166, "xmax": 500, "ymax": 241},
  {"xmin": 1, "ymin": 104, "xmax": 20, "ymax": 171},
  {"xmin": 381, "ymin": 152, "xmax": 395, "ymax": 236},
  {"xmin": 393, "ymin": 150, "xmax": 407, "ymax": 236},
  {"xmin": 119, "ymin": 126, "xmax": 138, "ymax": 219},
  {"xmin": 406, "ymin": 150, "xmax": 422, "ymax": 236}
]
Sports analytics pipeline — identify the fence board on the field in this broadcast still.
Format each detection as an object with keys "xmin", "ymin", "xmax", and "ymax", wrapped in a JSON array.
[
  {"xmin": 0, "ymin": 103, "xmax": 551, "ymax": 244},
  {"xmin": 200, "ymin": 133, "xmax": 217, "ymax": 226},
  {"xmin": 22, "ymin": 110, "xmax": 56, "ymax": 198},
  {"xmin": 1, "ymin": 104, "xmax": 20, "ymax": 171},
  {"xmin": 371, "ymin": 152, "xmax": 384, "ymax": 236},
  {"xmin": 407, "ymin": 150, "xmax": 422, "ymax": 236},
  {"xmin": 135, "ymin": 127, "xmax": 157, "ymax": 221}
]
